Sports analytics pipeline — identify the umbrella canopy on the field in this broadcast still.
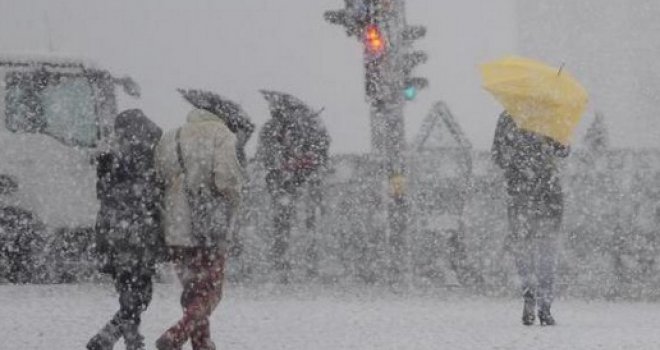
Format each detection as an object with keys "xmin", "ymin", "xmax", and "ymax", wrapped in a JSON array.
[
  {"xmin": 480, "ymin": 56, "xmax": 588, "ymax": 145},
  {"xmin": 258, "ymin": 89, "xmax": 330, "ymax": 176},
  {"xmin": 259, "ymin": 89, "xmax": 323, "ymax": 119},
  {"xmin": 177, "ymin": 88, "xmax": 255, "ymax": 138},
  {"xmin": 258, "ymin": 89, "xmax": 328, "ymax": 149}
]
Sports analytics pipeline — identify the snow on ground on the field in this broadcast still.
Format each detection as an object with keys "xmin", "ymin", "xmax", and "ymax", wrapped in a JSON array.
[{"xmin": 1, "ymin": 283, "xmax": 660, "ymax": 350}]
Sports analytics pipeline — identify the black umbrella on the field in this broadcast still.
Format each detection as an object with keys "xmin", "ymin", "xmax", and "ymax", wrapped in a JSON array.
[
  {"xmin": 259, "ymin": 90, "xmax": 324, "ymax": 120},
  {"xmin": 178, "ymin": 88, "xmax": 255, "ymax": 138},
  {"xmin": 259, "ymin": 90, "xmax": 330, "ymax": 173}
]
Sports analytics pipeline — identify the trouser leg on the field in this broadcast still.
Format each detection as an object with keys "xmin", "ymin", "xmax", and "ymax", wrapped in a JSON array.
[
  {"xmin": 187, "ymin": 251, "xmax": 224, "ymax": 350},
  {"xmin": 272, "ymin": 194, "xmax": 294, "ymax": 275},
  {"xmin": 305, "ymin": 178, "xmax": 323, "ymax": 231},
  {"xmin": 535, "ymin": 218, "xmax": 560, "ymax": 310},
  {"xmin": 507, "ymin": 198, "xmax": 537, "ymax": 296},
  {"xmin": 88, "ymin": 268, "xmax": 153, "ymax": 350},
  {"xmin": 117, "ymin": 271, "xmax": 153, "ymax": 350},
  {"xmin": 160, "ymin": 249, "xmax": 225, "ymax": 350},
  {"xmin": 305, "ymin": 180, "xmax": 323, "ymax": 277},
  {"xmin": 117, "ymin": 271, "xmax": 153, "ymax": 323},
  {"xmin": 87, "ymin": 315, "xmax": 122, "ymax": 350}
]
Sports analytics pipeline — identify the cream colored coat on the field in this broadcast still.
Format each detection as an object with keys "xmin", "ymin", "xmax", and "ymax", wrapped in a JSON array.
[{"xmin": 155, "ymin": 108, "xmax": 243, "ymax": 248}]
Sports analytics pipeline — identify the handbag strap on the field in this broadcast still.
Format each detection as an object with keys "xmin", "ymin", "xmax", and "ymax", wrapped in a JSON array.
[
  {"xmin": 175, "ymin": 128, "xmax": 187, "ymax": 178},
  {"xmin": 175, "ymin": 128, "xmax": 196, "ymax": 200}
]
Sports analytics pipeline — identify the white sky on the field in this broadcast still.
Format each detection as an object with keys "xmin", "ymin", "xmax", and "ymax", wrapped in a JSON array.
[{"xmin": 0, "ymin": 0, "xmax": 516, "ymax": 154}]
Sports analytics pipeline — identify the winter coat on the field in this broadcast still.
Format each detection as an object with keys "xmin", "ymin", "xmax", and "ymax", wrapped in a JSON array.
[
  {"xmin": 155, "ymin": 108, "xmax": 243, "ymax": 250},
  {"xmin": 491, "ymin": 112, "xmax": 570, "ymax": 218},
  {"xmin": 95, "ymin": 109, "xmax": 163, "ymax": 274},
  {"xmin": 257, "ymin": 114, "xmax": 330, "ymax": 195}
]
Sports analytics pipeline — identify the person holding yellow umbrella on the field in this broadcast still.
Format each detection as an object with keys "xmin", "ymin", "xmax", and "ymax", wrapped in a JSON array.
[{"xmin": 481, "ymin": 56, "xmax": 588, "ymax": 326}]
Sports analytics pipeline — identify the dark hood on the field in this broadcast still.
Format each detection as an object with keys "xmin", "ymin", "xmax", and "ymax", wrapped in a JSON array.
[
  {"xmin": 114, "ymin": 109, "xmax": 162, "ymax": 150},
  {"xmin": 114, "ymin": 109, "xmax": 163, "ymax": 174}
]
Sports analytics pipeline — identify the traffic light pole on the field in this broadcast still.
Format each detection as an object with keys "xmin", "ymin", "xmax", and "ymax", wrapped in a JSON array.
[
  {"xmin": 379, "ymin": 99, "xmax": 408, "ymax": 284},
  {"xmin": 325, "ymin": 0, "xmax": 426, "ymax": 284}
]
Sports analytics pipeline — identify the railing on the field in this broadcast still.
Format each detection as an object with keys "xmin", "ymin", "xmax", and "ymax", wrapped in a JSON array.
[{"xmin": 4, "ymin": 149, "xmax": 659, "ymax": 300}]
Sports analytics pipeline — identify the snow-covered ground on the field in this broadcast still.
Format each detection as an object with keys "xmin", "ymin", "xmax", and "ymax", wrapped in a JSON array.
[{"xmin": 2, "ymin": 283, "xmax": 660, "ymax": 350}]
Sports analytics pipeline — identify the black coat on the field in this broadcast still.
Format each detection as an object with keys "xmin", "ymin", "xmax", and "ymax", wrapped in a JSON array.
[
  {"xmin": 258, "ymin": 114, "xmax": 330, "ymax": 195},
  {"xmin": 95, "ymin": 109, "xmax": 163, "ymax": 274},
  {"xmin": 491, "ymin": 112, "xmax": 570, "ymax": 218}
]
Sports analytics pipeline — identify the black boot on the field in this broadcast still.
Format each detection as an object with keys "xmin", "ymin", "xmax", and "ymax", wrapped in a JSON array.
[
  {"xmin": 120, "ymin": 322, "xmax": 146, "ymax": 350},
  {"xmin": 87, "ymin": 320, "xmax": 122, "ymax": 350},
  {"xmin": 538, "ymin": 305, "xmax": 556, "ymax": 326},
  {"xmin": 521, "ymin": 289, "xmax": 536, "ymax": 326}
]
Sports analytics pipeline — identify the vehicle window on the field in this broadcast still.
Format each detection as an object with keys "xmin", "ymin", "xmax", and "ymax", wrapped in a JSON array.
[
  {"xmin": 5, "ymin": 72, "xmax": 47, "ymax": 133},
  {"xmin": 5, "ymin": 71, "xmax": 99, "ymax": 147}
]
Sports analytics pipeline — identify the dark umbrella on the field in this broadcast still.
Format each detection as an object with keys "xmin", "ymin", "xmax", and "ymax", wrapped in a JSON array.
[
  {"xmin": 177, "ymin": 88, "xmax": 255, "ymax": 138},
  {"xmin": 259, "ymin": 90, "xmax": 324, "ymax": 120},
  {"xmin": 258, "ymin": 89, "xmax": 330, "ymax": 176}
]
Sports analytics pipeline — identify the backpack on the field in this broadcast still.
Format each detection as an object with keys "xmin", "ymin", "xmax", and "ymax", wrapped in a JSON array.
[{"xmin": 175, "ymin": 128, "xmax": 231, "ymax": 247}]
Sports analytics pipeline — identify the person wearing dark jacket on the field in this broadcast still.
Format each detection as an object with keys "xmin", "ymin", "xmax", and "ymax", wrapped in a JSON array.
[
  {"xmin": 87, "ymin": 109, "xmax": 163, "ymax": 350},
  {"xmin": 492, "ymin": 112, "xmax": 569, "ymax": 326},
  {"xmin": 257, "ymin": 105, "xmax": 330, "ymax": 282}
]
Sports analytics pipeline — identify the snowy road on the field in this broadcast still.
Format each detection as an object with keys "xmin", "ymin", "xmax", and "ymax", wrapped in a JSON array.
[{"xmin": 2, "ymin": 284, "xmax": 660, "ymax": 350}]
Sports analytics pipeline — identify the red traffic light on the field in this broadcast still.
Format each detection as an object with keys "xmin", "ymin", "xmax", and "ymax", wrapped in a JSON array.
[{"xmin": 364, "ymin": 24, "xmax": 386, "ymax": 56}]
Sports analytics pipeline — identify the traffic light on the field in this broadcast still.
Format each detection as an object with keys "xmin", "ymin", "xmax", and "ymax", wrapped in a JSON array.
[
  {"xmin": 400, "ymin": 25, "xmax": 428, "ymax": 101},
  {"xmin": 404, "ymin": 85, "xmax": 417, "ymax": 101},
  {"xmin": 364, "ymin": 24, "xmax": 387, "ymax": 58}
]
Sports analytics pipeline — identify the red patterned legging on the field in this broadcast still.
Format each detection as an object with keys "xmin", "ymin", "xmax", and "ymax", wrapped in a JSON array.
[{"xmin": 161, "ymin": 247, "xmax": 226, "ymax": 349}]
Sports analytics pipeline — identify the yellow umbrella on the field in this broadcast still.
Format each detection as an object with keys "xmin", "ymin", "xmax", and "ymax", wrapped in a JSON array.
[{"xmin": 480, "ymin": 56, "xmax": 588, "ymax": 145}]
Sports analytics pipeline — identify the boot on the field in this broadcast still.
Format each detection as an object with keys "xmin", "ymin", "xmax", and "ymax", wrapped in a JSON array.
[
  {"xmin": 521, "ymin": 289, "xmax": 536, "ymax": 326},
  {"xmin": 193, "ymin": 340, "xmax": 216, "ymax": 350},
  {"xmin": 155, "ymin": 334, "xmax": 182, "ymax": 350},
  {"xmin": 538, "ymin": 305, "xmax": 556, "ymax": 326},
  {"xmin": 120, "ymin": 322, "xmax": 145, "ymax": 350},
  {"xmin": 87, "ymin": 321, "xmax": 122, "ymax": 350},
  {"xmin": 190, "ymin": 319, "xmax": 215, "ymax": 350}
]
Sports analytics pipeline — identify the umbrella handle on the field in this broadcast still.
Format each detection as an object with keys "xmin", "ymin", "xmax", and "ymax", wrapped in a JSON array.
[{"xmin": 557, "ymin": 62, "xmax": 565, "ymax": 76}]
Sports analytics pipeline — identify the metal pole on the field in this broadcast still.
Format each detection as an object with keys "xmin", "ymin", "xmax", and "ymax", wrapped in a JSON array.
[
  {"xmin": 368, "ymin": 0, "xmax": 408, "ymax": 285},
  {"xmin": 325, "ymin": 0, "xmax": 421, "ymax": 285}
]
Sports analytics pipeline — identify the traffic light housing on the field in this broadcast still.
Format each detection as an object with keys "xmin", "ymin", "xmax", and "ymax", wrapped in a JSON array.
[
  {"xmin": 364, "ymin": 24, "xmax": 387, "ymax": 58},
  {"xmin": 325, "ymin": 1, "xmax": 429, "ymax": 102},
  {"xmin": 401, "ymin": 25, "xmax": 428, "ymax": 101}
]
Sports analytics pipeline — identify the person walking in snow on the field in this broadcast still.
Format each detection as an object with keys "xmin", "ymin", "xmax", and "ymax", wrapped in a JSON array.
[
  {"xmin": 492, "ymin": 111, "xmax": 570, "ymax": 326},
  {"xmin": 154, "ymin": 95, "xmax": 244, "ymax": 350},
  {"xmin": 87, "ymin": 109, "xmax": 164, "ymax": 350},
  {"xmin": 257, "ymin": 90, "xmax": 330, "ymax": 282}
]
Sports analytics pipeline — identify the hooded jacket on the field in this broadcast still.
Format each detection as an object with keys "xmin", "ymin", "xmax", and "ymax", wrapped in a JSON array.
[
  {"xmin": 155, "ymin": 108, "xmax": 243, "ymax": 249},
  {"xmin": 491, "ymin": 112, "xmax": 570, "ymax": 217},
  {"xmin": 95, "ymin": 109, "xmax": 163, "ymax": 272}
]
